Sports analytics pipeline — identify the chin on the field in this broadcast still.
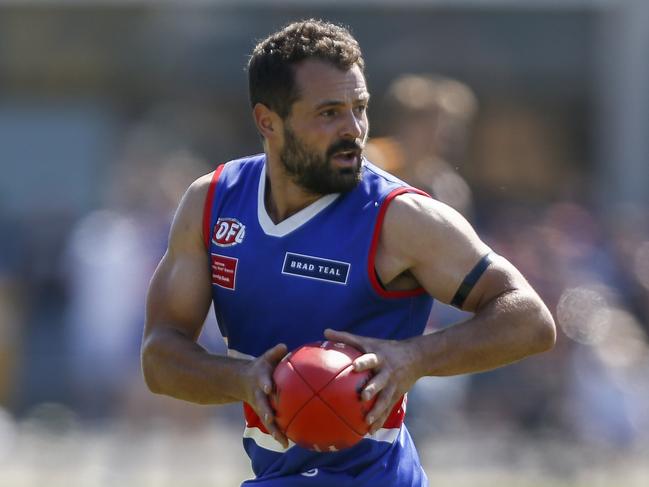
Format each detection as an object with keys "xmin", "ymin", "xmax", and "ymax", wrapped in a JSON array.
[{"xmin": 335, "ymin": 171, "xmax": 362, "ymax": 193}]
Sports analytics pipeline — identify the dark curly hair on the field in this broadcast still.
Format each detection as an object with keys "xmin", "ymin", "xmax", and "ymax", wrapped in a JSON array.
[{"xmin": 248, "ymin": 19, "xmax": 365, "ymax": 119}]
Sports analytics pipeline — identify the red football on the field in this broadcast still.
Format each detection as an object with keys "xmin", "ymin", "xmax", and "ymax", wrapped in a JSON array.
[{"xmin": 271, "ymin": 341, "xmax": 376, "ymax": 451}]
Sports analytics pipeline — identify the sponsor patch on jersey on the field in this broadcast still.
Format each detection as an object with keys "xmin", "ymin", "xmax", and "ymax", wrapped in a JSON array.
[
  {"xmin": 212, "ymin": 218, "xmax": 246, "ymax": 247},
  {"xmin": 211, "ymin": 253, "xmax": 238, "ymax": 290},
  {"xmin": 282, "ymin": 252, "xmax": 350, "ymax": 285}
]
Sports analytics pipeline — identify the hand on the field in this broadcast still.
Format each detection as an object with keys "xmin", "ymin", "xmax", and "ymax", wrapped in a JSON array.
[
  {"xmin": 241, "ymin": 343, "xmax": 289, "ymax": 448},
  {"xmin": 324, "ymin": 328, "xmax": 423, "ymax": 434}
]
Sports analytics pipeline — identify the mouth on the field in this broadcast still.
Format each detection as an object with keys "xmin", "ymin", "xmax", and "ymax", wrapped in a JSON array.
[{"xmin": 331, "ymin": 149, "xmax": 362, "ymax": 169}]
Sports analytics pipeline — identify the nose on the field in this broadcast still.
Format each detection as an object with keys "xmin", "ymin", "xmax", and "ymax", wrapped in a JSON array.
[{"xmin": 339, "ymin": 110, "xmax": 364, "ymax": 140}]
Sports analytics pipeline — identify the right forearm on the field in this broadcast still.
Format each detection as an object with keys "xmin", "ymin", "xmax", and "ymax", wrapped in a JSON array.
[{"xmin": 141, "ymin": 328, "xmax": 249, "ymax": 405}]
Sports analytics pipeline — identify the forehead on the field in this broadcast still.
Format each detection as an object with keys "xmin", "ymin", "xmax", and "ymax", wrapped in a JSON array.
[{"xmin": 293, "ymin": 59, "xmax": 369, "ymax": 106}]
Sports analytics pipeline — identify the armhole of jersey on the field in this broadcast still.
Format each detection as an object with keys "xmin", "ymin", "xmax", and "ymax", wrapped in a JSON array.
[
  {"xmin": 368, "ymin": 187, "xmax": 430, "ymax": 299},
  {"xmin": 202, "ymin": 164, "xmax": 225, "ymax": 251}
]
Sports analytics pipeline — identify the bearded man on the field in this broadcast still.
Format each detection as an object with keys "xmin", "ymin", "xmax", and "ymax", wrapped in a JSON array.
[{"xmin": 141, "ymin": 19, "xmax": 555, "ymax": 487}]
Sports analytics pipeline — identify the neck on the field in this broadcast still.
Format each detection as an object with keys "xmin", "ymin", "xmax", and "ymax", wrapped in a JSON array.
[{"xmin": 264, "ymin": 154, "xmax": 322, "ymax": 224}]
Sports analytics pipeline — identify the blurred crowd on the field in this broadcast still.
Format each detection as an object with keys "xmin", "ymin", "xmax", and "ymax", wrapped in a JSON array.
[{"xmin": 1, "ymin": 66, "xmax": 649, "ymax": 486}]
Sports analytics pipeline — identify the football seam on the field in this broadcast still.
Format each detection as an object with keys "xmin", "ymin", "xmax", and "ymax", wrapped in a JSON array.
[
  {"xmin": 281, "ymin": 363, "xmax": 319, "ymax": 434},
  {"xmin": 284, "ymin": 362, "xmax": 368, "ymax": 439},
  {"xmin": 288, "ymin": 353, "xmax": 355, "ymax": 396},
  {"xmin": 316, "ymin": 363, "xmax": 369, "ymax": 437},
  {"xmin": 282, "ymin": 356, "xmax": 347, "ymax": 434}
]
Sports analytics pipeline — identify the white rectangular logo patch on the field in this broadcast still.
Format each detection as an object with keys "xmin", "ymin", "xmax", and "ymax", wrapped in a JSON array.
[{"xmin": 282, "ymin": 252, "xmax": 350, "ymax": 285}]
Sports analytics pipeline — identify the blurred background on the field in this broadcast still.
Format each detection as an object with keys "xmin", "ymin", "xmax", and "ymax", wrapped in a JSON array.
[{"xmin": 1, "ymin": 0, "xmax": 649, "ymax": 486}]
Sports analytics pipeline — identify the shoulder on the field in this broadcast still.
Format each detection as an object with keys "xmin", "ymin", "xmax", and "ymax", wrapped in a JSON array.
[
  {"xmin": 381, "ymin": 193, "xmax": 488, "ymax": 259},
  {"xmin": 183, "ymin": 154, "xmax": 264, "ymax": 212},
  {"xmin": 378, "ymin": 192, "xmax": 491, "ymax": 302},
  {"xmin": 359, "ymin": 159, "xmax": 465, "ymax": 238},
  {"xmin": 383, "ymin": 193, "xmax": 481, "ymax": 247},
  {"xmin": 183, "ymin": 171, "xmax": 215, "ymax": 214},
  {"xmin": 167, "ymin": 171, "xmax": 217, "ymax": 252},
  {"xmin": 385, "ymin": 192, "xmax": 471, "ymax": 233}
]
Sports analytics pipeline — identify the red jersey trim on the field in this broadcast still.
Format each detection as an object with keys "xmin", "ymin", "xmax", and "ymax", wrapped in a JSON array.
[
  {"xmin": 382, "ymin": 394, "xmax": 407, "ymax": 428},
  {"xmin": 202, "ymin": 164, "xmax": 225, "ymax": 250},
  {"xmin": 244, "ymin": 402, "xmax": 269, "ymax": 433},
  {"xmin": 368, "ymin": 187, "xmax": 430, "ymax": 299},
  {"xmin": 243, "ymin": 394, "xmax": 406, "ymax": 433}
]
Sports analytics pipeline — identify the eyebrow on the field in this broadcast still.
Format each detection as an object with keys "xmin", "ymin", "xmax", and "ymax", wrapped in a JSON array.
[{"xmin": 314, "ymin": 95, "xmax": 371, "ymax": 110}]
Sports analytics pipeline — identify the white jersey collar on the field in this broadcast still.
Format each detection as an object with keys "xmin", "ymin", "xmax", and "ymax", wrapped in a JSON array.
[{"xmin": 257, "ymin": 162, "xmax": 340, "ymax": 237}]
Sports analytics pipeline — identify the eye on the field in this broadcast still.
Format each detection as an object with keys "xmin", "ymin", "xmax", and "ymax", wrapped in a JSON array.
[
  {"xmin": 354, "ymin": 105, "xmax": 367, "ymax": 115},
  {"xmin": 320, "ymin": 109, "xmax": 337, "ymax": 118}
]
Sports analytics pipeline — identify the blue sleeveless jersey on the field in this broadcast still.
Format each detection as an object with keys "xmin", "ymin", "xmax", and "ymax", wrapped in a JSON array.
[{"xmin": 204, "ymin": 154, "xmax": 433, "ymax": 486}]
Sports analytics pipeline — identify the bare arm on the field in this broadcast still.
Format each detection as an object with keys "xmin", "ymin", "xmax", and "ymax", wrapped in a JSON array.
[
  {"xmin": 142, "ymin": 173, "xmax": 240, "ymax": 404},
  {"xmin": 141, "ymin": 172, "xmax": 288, "ymax": 445},
  {"xmin": 393, "ymin": 194, "xmax": 555, "ymax": 376},
  {"xmin": 326, "ymin": 193, "xmax": 555, "ymax": 431}
]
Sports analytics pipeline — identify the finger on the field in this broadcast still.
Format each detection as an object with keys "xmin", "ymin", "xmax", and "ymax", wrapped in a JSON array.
[
  {"xmin": 258, "ymin": 374, "xmax": 273, "ymax": 395},
  {"xmin": 255, "ymin": 388, "xmax": 276, "ymax": 424},
  {"xmin": 268, "ymin": 424, "xmax": 289, "ymax": 449},
  {"xmin": 369, "ymin": 395, "xmax": 401, "ymax": 435},
  {"xmin": 369, "ymin": 409, "xmax": 392, "ymax": 435},
  {"xmin": 324, "ymin": 328, "xmax": 367, "ymax": 351},
  {"xmin": 365, "ymin": 386, "xmax": 396, "ymax": 429},
  {"xmin": 360, "ymin": 369, "xmax": 390, "ymax": 401},
  {"xmin": 264, "ymin": 418, "xmax": 289, "ymax": 448},
  {"xmin": 263, "ymin": 343, "xmax": 288, "ymax": 365},
  {"xmin": 254, "ymin": 390, "xmax": 289, "ymax": 448},
  {"xmin": 353, "ymin": 352, "xmax": 380, "ymax": 372},
  {"xmin": 257, "ymin": 344, "xmax": 288, "ymax": 394}
]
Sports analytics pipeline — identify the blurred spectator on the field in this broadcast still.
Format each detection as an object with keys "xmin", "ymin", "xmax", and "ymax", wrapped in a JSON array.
[
  {"xmin": 62, "ymin": 123, "xmax": 212, "ymax": 419},
  {"xmin": 469, "ymin": 101, "xmax": 582, "ymax": 205},
  {"xmin": 366, "ymin": 73, "xmax": 477, "ymax": 217}
]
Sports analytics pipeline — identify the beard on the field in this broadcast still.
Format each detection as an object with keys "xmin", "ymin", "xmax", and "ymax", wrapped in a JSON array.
[{"xmin": 279, "ymin": 125, "xmax": 364, "ymax": 195}]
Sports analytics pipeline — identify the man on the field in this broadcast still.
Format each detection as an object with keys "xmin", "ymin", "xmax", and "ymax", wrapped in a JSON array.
[{"xmin": 141, "ymin": 19, "xmax": 556, "ymax": 486}]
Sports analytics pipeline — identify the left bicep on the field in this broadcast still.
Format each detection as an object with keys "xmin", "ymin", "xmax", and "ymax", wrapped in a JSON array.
[{"xmin": 381, "ymin": 194, "xmax": 529, "ymax": 310}]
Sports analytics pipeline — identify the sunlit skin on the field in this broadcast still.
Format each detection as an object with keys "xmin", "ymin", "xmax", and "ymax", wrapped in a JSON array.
[{"xmin": 254, "ymin": 59, "xmax": 370, "ymax": 223}]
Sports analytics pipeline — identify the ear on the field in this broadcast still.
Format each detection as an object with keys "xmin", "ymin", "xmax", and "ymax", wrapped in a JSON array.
[{"xmin": 253, "ymin": 103, "xmax": 282, "ymax": 139}]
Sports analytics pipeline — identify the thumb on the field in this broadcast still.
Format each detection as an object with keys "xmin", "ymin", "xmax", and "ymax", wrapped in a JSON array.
[{"xmin": 264, "ymin": 343, "xmax": 288, "ymax": 364}]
